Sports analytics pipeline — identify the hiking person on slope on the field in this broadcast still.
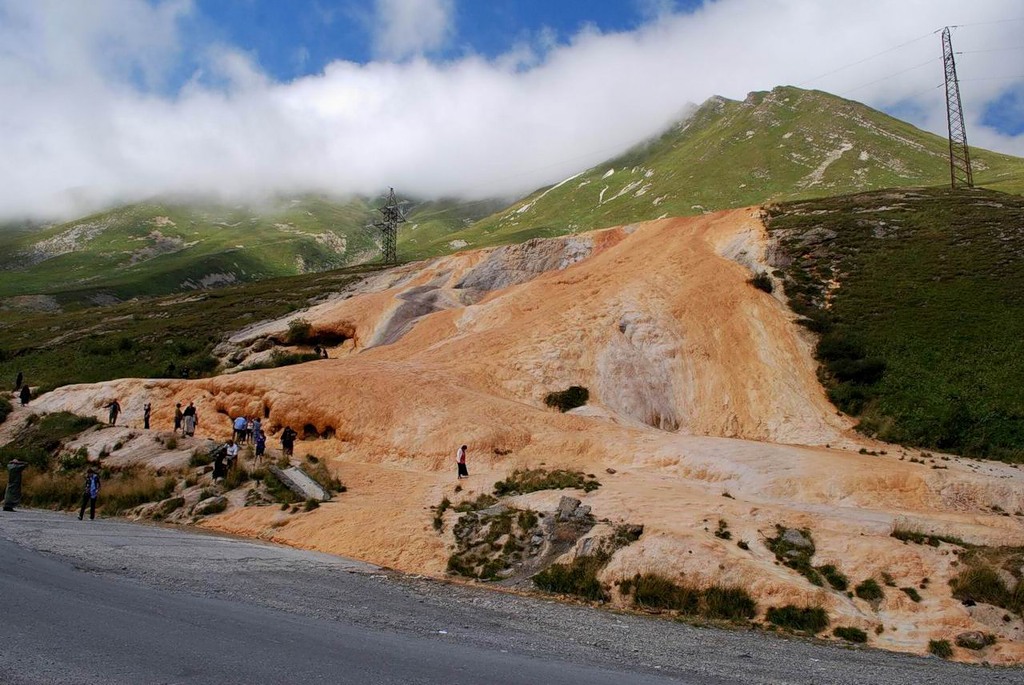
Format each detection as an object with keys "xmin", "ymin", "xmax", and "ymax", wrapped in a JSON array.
[
  {"xmin": 104, "ymin": 399, "xmax": 121, "ymax": 426},
  {"xmin": 19, "ymin": 384, "xmax": 30, "ymax": 407},
  {"xmin": 456, "ymin": 445, "xmax": 469, "ymax": 479}
]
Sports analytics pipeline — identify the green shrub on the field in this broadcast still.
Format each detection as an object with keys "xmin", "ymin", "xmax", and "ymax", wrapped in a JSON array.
[
  {"xmin": 618, "ymin": 574, "xmax": 756, "ymax": 622},
  {"xmin": 165, "ymin": 436, "xmax": 178, "ymax": 450},
  {"xmin": 900, "ymin": 586, "xmax": 922, "ymax": 602},
  {"xmin": 533, "ymin": 554, "xmax": 609, "ymax": 601},
  {"xmin": 749, "ymin": 272, "xmax": 773, "ymax": 293},
  {"xmin": 223, "ymin": 467, "xmax": 250, "ymax": 491},
  {"xmin": 57, "ymin": 447, "xmax": 90, "ymax": 472},
  {"xmin": 928, "ymin": 640, "xmax": 953, "ymax": 659},
  {"xmin": 950, "ymin": 565, "xmax": 1012, "ymax": 608},
  {"xmin": 713, "ymin": 519, "xmax": 732, "ymax": 540},
  {"xmin": 702, "ymin": 585, "xmax": 757, "ymax": 621},
  {"xmin": 189, "ymin": 449, "xmax": 214, "ymax": 468},
  {"xmin": 286, "ymin": 318, "xmax": 313, "ymax": 345},
  {"xmin": 543, "ymin": 386, "xmax": 589, "ymax": 412},
  {"xmin": 833, "ymin": 626, "xmax": 868, "ymax": 643},
  {"xmin": 0, "ymin": 396, "xmax": 12, "ymax": 424},
  {"xmin": 890, "ymin": 522, "xmax": 966, "ymax": 547},
  {"xmin": 433, "ymin": 497, "xmax": 452, "ymax": 531},
  {"xmin": 818, "ymin": 564, "xmax": 848, "ymax": 591},
  {"xmin": 955, "ymin": 633, "xmax": 996, "ymax": 650},
  {"xmin": 262, "ymin": 471, "xmax": 298, "ymax": 504},
  {"xmin": 766, "ymin": 605, "xmax": 830, "ymax": 634},
  {"xmin": 764, "ymin": 525, "xmax": 821, "ymax": 586},
  {"xmin": 493, "ymin": 468, "xmax": 600, "ymax": 496},
  {"xmin": 453, "ymin": 493, "xmax": 498, "ymax": 512},
  {"xmin": 304, "ymin": 461, "xmax": 345, "ymax": 493},
  {"xmin": 855, "ymin": 578, "xmax": 885, "ymax": 601},
  {"xmin": 303, "ymin": 498, "xmax": 320, "ymax": 511}
]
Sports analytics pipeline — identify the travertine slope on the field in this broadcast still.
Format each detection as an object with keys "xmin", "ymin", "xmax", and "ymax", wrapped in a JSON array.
[{"xmin": 34, "ymin": 209, "xmax": 1024, "ymax": 663}]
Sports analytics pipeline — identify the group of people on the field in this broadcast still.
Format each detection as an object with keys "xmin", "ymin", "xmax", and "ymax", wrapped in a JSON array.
[
  {"xmin": 232, "ymin": 415, "xmax": 268, "ymax": 462},
  {"xmin": 173, "ymin": 402, "xmax": 199, "ymax": 436}
]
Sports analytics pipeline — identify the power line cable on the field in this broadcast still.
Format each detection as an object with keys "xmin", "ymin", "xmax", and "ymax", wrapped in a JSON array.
[{"xmin": 796, "ymin": 30, "xmax": 935, "ymax": 87}]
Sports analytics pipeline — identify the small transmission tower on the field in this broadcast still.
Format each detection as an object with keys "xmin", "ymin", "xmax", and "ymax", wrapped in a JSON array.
[
  {"xmin": 373, "ymin": 187, "xmax": 407, "ymax": 265},
  {"xmin": 941, "ymin": 27, "xmax": 973, "ymax": 189}
]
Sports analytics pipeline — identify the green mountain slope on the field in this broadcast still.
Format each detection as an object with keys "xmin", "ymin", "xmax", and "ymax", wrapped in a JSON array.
[
  {"xmin": 765, "ymin": 186, "xmax": 1024, "ymax": 462},
  {"xmin": 424, "ymin": 86, "xmax": 1024, "ymax": 253},
  {"xmin": 0, "ymin": 195, "xmax": 496, "ymax": 308}
]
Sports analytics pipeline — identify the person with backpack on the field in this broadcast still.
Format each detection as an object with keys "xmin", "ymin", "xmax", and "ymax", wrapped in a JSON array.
[
  {"xmin": 280, "ymin": 426, "xmax": 296, "ymax": 458},
  {"xmin": 78, "ymin": 467, "xmax": 101, "ymax": 520}
]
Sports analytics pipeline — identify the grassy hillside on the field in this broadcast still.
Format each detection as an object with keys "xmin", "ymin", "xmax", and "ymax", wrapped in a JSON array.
[
  {"xmin": 0, "ymin": 195, "xmax": 495, "ymax": 308},
  {"xmin": 0, "ymin": 264, "xmax": 381, "ymax": 392},
  {"xmin": 422, "ymin": 87, "xmax": 1024, "ymax": 254},
  {"xmin": 765, "ymin": 187, "xmax": 1024, "ymax": 462}
]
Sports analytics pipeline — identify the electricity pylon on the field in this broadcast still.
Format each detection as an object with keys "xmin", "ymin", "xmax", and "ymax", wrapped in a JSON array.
[
  {"xmin": 942, "ymin": 27, "xmax": 973, "ymax": 189},
  {"xmin": 373, "ymin": 187, "xmax": 407, "ymax": 264}
]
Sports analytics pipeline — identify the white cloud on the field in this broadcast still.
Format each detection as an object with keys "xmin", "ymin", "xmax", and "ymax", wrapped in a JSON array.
[
  {"xmin": 0, "ymin": 0, "xmax": 1021, "ymax": 221},
  {"xmin": 372, "ymin": 0, "xmax": 454, "ymax": 60}
]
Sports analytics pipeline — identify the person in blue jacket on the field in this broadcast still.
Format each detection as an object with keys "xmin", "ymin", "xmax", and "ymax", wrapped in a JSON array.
[{"xmin": 78, "ymin": 466, "xmax": 101, "ymax": 520}]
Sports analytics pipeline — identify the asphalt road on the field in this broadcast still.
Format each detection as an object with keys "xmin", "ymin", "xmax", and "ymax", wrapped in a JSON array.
[{"xmin": 0, "ymin": 511, "xmax": 1019, "ymax": 685}]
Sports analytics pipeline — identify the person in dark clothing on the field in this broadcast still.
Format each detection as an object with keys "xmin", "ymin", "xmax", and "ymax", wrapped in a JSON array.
[
  {"xmin": 104, "ymin": 399, "xmax": 121, "ymax": 425},
  {"xmin": 143, "ymin": 403, "xmax": 151, "ymax": 430},
  {"xmin": 78, "ymin": 467, "xmax": 101, "ymax": 520},
  {"xmin": 280, "ymin": 426, "xmax": 297, "ymax": 458},
  {"xmin": 19, "ymin": 384, "xmax": 30, "ymax": 406},
  {"xmin": 253, "ymin": 429, "xmax": 266, "ymax": 464},
  {"xmin": 4, "ymin": 458, "xmax": 28, "ymax": 511},
  {"xmin": 14, "ymin": 370, "xmax": 23, "ymax": 391},
  {"xmin": 212, "ymin": 445, "xmax": 227, "ymax": 481},
  {"xmin": 456, "ymin": 445, "xmax": 469, "ymax": 479},
  {"xmin": 174, "ymin": 402, "xmax": 183, "ymax": 434},
  {"xmin": 182, "ymin": 402, "xmax": 197, "ymax": 436}
]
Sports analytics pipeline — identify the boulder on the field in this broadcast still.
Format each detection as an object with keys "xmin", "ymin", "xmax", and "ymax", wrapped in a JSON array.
[
  {"xmin": 780, "ymin": 527, "xmax": 814, "ymax": 550},
  {"xmin": 955, "ymin": 631, "xmax": 992, "ymax": 650},
  {"xmin": 556, "ymin": 496, "xmax": 581, "ymax": 522},
  {"xmin": 193, "ymin": 496, "xmax": 228, "ymax": 516}
]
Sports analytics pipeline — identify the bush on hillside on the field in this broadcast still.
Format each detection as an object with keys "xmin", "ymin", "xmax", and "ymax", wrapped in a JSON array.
[{"xmin": 544, "ymin": 386, "xmax": 589, "ymax": 412}]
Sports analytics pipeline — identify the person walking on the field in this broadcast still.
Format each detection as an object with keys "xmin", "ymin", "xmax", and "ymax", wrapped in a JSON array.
[
  {"xmin": 233, "ymin": 415, "xmax": 247, "ymax": 443},
  {"xmin": 3, "ymin": 458, "xmax": 29, "ymax": 511},
  {"xmin": 182, "ymin": 402, "xmax": 197, "ymax": 436},
  {"xmin": 253, "ymin": 429, "xmax": 266, "ymax": 464},
  {"xmin": 143, "ymin": 403, "xmax": 151, "ymax": 430},
  {"xmin": 19, "ymin": 384, "xmax": 30, "ymax": 407},
  {"xmin": 78, "ymin": 467, "xmax": 101, "ymax": 520},
  {"xmin": 174, "ymin": 402, "xmax": 183, "ymax": 434},
  {"xmin": 14, "ymin": 370, "xmax": 23, "ymax": 391},
  {"xmin": 104, "ymin": 399, "xmax": 121, "ymax": 426},
  {"xmin": 280, "ymin": 426, "xmax": 296, "ymax": 458},
  {"xmin": 456, "ymin": 445, "xmax": 469, "ymax": 479},
  {"xmin": 212, "ymin": 445, "xmax": 227, "ymax": 482}
]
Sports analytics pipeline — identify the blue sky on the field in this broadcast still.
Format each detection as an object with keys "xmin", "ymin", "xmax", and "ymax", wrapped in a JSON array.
[
  {"xmin": 190, "ymin": 1, "xmax": 705, "ymax": 80},
  {"xmin": 0, "ymin": 0, "xmax": 1021, "ymax": 219}
]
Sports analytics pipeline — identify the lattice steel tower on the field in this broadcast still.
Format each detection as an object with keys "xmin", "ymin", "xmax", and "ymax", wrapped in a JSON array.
[
  {"xmin": 373, "ymin": 187, "xmax": 407, "ymax": 264},
  {"xmin": 942, "ymin": 27, "xmax": 973, "ymax": 189}
]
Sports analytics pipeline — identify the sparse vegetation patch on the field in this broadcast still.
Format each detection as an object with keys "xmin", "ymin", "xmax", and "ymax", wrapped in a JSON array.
[
  {"xmin": 543, "ymin": 386, "xmax": 589, "ymax": 412},
  {"xmin": 493, "ymin": 468, "xmax": 600, "ymax": 496},
  {"xmin": 618, "ymin": 573, "xmax": 756, "ymax": 623},
  {"xmin": 766, "ymin": 605, "xmax": 830, "ymax": 634}
]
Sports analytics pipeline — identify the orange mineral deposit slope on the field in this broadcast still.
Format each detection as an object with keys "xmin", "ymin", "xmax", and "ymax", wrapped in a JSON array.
[{"xmin": 35, "ymin": 208, "xmax": 1024, "ymax": 663}]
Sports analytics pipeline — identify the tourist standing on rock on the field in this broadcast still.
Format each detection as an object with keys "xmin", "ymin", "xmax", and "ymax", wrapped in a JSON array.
[
  {"xmin": 456, "ymin": 445, "xmax": 469, "ymax": 479},
  {"xmin": 78, "ymin": 467, "xmax": 101, "ymax": 520},
  {"xmin": 143, "ymin": 403, "xmax": 151, "ymax": 430},
  {"xmin": 104, "ymin": 399, "xmax": 121, "ymax": 426},
  {"xmin": 182, "ymin": 402, "xmax": 197, "ymax": 436},
  {"xmin": 281, "ymin": 426, "xmax": 296, "ymax": 458},
  {"xmin": 3, "ymin": 458, "xmax": 28, "ymax": 512},
  {"xmin": 14, "ymin": 370, "xmax": 23, "ymax": 391},
  {"xmin": 253, "ymin": 429, "xmax": 266, "ymax": 464},
  {"xmin": 233, "ymin": 415, "xmax": 246, "ymax": 443},
  {"xmin": 19, "ymin": 384, "xmax": 30, "ymax": 406},
  {"xmin": 245, "ymin": 417, "xmax": 255, "ymax": 444},
  {"xmin": 225, "ymin": 440, "xmax": 239, "ymax": 471},
  {"xmin": 212, "ymin": 445, "xmax": 227, "ymax": 481},
  {"xmin": 174, "ymin": 402, "xmax": 183, "ymax": 434}
]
